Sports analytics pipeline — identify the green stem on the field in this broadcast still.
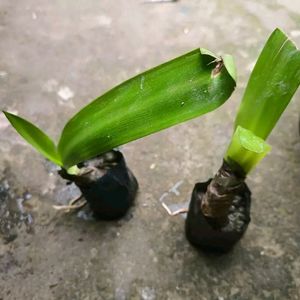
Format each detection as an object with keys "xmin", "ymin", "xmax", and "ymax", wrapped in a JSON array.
[{"xmin": 225, "ymin": 126, "xmax": 271, "ymax": 175}]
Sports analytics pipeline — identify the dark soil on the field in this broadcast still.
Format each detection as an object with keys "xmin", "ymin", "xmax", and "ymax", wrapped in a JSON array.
[
  {"xmin": 59, "ymin": 150, "xmax": 138, "ymax": 220},
  {"xmin": 185, "ymin": 179, "xmax": 251, "ymax": 252}
]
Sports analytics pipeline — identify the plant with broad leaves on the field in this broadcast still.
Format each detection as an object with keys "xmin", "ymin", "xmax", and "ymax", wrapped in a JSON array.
[
  {"xmin": 3, "ymin": 49, "xmax": 236, "ymax": 169},
  {"xmin": 3, "ymin": 48, "xmax": 236, "ymax": 219},
  {"xmin": 185, "ymin": 28, "xmax": 300, "ymax": 252}
]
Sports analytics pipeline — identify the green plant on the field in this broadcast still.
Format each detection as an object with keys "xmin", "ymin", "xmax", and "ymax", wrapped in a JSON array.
[
  {"xmin": 3, "ymin": 48, "xmax": 236, "ymax": 171},
  {"xmin": 185, "ymin": 28, "xmax": 300, "ymax": 252},
  {"xmin": 3, "ymin": 48, "xmax": 236, "ymax": 219},
  {"xmin": 227, "ymin": 28, "xmax": 300, "ymax": 174}
]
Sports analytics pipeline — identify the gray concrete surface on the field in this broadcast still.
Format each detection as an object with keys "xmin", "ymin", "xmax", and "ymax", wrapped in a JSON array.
[{"xmin": 1, "ymin": 0, "xmax": 300, "ymax": 299}]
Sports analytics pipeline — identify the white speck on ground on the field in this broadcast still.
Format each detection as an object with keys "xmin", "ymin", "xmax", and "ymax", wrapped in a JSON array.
[
  {"xmin": 32, "ymin": 12, "xmax": 37, "ymax": 20},
  {"xmin": 183, "ymin": 27, "xmax": 189, "ymax": 34},
  {"xmin": 0, "ymin": 71, "xmax": 8, "ymax": 78},
  {"xmin": 150, "ymin": 163, "xmax": 156, "ymax": 169},
  {"xmin": 97, "ymin": 15, "xmax": 112, "ymax": 27},
  {"xmin": 57, "ymin": 86, "xmax": 74, "ymax": 101},
  {"xmin": 290, "ymin": 30, "xmax": 300, "ymax": 37},
  {"xmin": 141, "ymin": 287, "xmax": 156, "ymax": 300}
]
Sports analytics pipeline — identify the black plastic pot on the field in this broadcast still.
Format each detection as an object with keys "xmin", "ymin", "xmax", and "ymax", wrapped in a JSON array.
[
  {"xmin": 59, "ymin": 150, "xmax": 138, "ymax": 220},
  {"xmin": 185, "ymin": 179, "xmax": 251, "ymax": 253}
]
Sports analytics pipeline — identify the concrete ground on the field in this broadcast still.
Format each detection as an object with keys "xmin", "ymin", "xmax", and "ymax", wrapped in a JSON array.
[{"xmin": 1, "ymin": 0, "xmax": 300, "ymax": 299}]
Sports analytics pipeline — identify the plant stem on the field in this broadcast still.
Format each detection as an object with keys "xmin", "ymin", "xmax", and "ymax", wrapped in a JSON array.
[
  {"xmin": 200, "ymin": 160, "xmax": 245, "ymax": 228},
  {"xmin": 225, "ymin": 126, "xmax": 271, "ymax": 174}
]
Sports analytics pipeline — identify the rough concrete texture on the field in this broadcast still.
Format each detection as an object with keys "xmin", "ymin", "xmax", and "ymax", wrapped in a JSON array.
[{"xmin": 1, "ymin": 0, "xmax": 300, "ymax": 299}]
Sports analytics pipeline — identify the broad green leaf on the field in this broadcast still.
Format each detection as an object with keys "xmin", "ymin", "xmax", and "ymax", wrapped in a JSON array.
[
  {"xmin": 225, "ymin": 126, "xmax": 271, "ymax": 174},
  {"xmin": 3, "ymin": 111, "xmax": 62, "ymax": 166},
  {"xmin": 234, "ymin": 28, "xmax": 300, "ymax": 140},
  {"xmin": 58, "ymin": 48, "xmax": 236, "ymax": 167}
]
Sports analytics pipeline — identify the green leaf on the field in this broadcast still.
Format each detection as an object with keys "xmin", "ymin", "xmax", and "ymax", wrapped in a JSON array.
[
  {"xmin": 225, "ymin": 126, "xmax": 271, "ymax": 174},
  {"xmin": 223, "ymin": 54, "xmax": 237, "ymax": 82},
  {"xmin": 58, "ymin": 49, "xmax": 236, "ymax": 167},
  {"xmin": 234, "ymin": 28, "xmax": 300, "ymax": 140},
  {"xmin": 3, "ymin": 111, "xmax": 62, "ymax": 166}
]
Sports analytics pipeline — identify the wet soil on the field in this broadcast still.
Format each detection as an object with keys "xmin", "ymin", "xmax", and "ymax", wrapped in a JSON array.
[
  {"xmin": 59, "ymin": 150, "xmax": 138, "ymax": 220},
  {"xmin": 186, "ymin": 179, "xmax": 251, "ymax": 253}
]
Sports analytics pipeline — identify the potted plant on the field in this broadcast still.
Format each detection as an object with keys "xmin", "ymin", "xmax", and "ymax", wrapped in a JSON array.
[
  {"xmin": 185, "ymin": 28, "xmax": 300, "ymax": 252},
  {"xmin": 3, "ymin": 48, "xmax": 236, "ymax": 220}
]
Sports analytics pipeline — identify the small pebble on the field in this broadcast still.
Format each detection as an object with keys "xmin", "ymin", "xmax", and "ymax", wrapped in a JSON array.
[
  {"xmin": 141, "ymin": 287, "xmax": 156, "ymax": 300},
  {"xmin": 97, "ymin": 15, "xmax": 112, "ymax": 27},
  {"xmin": 57, "ymin": 86, "xmax": 74, "ymax": 101},
  {"xmin": 32, "ymin": 12, "xmax": 37, "ymax": 20},
  {"xmin": 183, "ymin": 28, "xmax": 189, "ymax": 34},
  {"xmin": 0, "ymin": 70, "xmax": 8, "ymax": 78},
  {"xmin": 150, "ymin": 163, "xmax": 156, "ymax": 169},
  {"xmin": 23, "ymin": 191, "xmax": 32, "ymax": 201},
  {"xmin": 290, "ymin": 30, "xmax": 300, "ymax": 38}
]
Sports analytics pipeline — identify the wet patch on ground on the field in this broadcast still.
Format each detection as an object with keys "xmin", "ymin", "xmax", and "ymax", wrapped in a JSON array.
[{"xmin": 0, "ymin": 170, "xmax": 34, "ymax": 244}]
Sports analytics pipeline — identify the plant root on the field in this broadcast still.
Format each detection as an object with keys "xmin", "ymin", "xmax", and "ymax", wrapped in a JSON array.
[
  {"xmin": 52, "ymin": 195, "xmax": 87, "ymax": 212},
  {"xmin": 161, "ymin": 202, "xmax": 188, "ymax": 216},
  {"xmin": 79, "ymin": 167, "xmax": 98, "ymax": 176}
]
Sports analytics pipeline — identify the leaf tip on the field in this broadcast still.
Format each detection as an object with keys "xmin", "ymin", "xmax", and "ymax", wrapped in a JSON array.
[
  {"xmin": 2, "ymin": 110, "xmax": 9, "ymax": 117},
  {"xmin": 223, "ymin": 54, "xmax": 237, "ymax": 83},
  {"xmin": 199, "ymin": 47, "xmax": 218, "ymax": 59},
  {"xmin": 199, "ymin": 48, "xmax": 236, "ymax": 84},
  {"xmin": 2, "ymin": 110, "xmax": 16, "ymax": 123}
]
